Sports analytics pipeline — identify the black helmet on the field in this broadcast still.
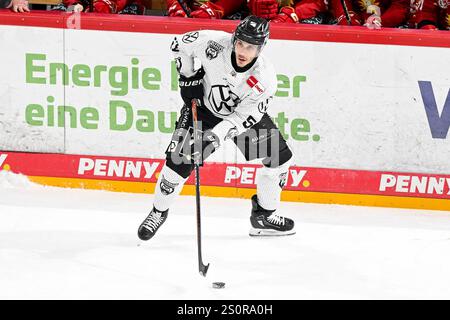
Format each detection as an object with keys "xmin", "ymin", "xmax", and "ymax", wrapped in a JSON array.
[{"xmin": 232, "ymin": 15, "xmax": 270, "ymax": 47}]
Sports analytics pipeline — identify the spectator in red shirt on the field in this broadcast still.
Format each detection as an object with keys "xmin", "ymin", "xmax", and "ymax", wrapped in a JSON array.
[
  {"xmin": 330, "ymin": 0, "xmax": 409, "ymax": 27},
  {"xmin": 329, "ymin": 0, "xmax": 361, "ymax": 24},
  {"xmin": 247, "ymin": 0, "xmax": 279, "ymax": 19},
  {"xmin": 55, "ymin": 0, "xmax": 144, "ymax": 14},
  {"xmin": 407, "ymin": 0, "xmax": 439, "ymax": 29},
  {"xmin": 268, "ymin": 0, "xmax": 329, "ymax": 24},
  {"xmin": 167, "ymin": 0, "xmax": 244, "ymax": 19}
]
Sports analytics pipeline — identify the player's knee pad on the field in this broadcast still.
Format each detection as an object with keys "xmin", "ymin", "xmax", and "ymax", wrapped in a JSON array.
[{"xmin": 165, "ymin": 156, "xmax": 194, "ymax": 180}]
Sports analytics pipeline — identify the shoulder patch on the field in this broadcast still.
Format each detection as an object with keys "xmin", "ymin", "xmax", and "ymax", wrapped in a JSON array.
[
  {"xmin": 182, "ymin": 32, "xmax": 199, "ymax": 44},
  {"xmin": 246, "ymin": 76, "xmax": 265, "ymax": 95},
  {"xmin": 205, "ymin": 40, "xmax": 224, "ymax": 60}
]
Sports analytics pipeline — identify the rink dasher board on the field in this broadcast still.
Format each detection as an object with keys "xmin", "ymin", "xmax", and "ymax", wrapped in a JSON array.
[
  {"xmin": 0, "ymin": 17, "xmax": 449, "ymax": 173},
  {"xmin": 0, "ymin": 151, "xmax": 448, "ymax": 211},
  {"xmin": 0, "ymin": 13, "xmax": 449, "ymax": 212}
]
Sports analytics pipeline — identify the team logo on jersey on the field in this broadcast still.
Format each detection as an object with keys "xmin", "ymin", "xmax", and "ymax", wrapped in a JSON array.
[
  {"xmin": 279, "ymin": 172, "xmax": 288, "ymax": 189},
  {"xmin": 246, "ymin": 76, "xmax": 265, "ymax": 96},
  {"xmin": 257, "ymin": 96, "xmax": 272, "ymax": 114},
  {"xmin": 182, "ymin": 32, "xmax": 199, "ymax": 43},
  {"xmin": 208, "ymin": 85, "xmax": 240, "ymax": 116},
  {"xmin": 205, "ymin": 40, "xmax": 224, "ymax": 60},
  {"xmin": 437, "ymin": 0, "xmax": 449, "ymax": 8}
]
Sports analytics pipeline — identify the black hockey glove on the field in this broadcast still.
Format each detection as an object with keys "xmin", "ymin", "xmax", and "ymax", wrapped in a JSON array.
[
  {"xmin": 191, "ymin": 129, "xmax": 220, "ymax": 165},
  {"xmin": 177, "ymin": 127, "xmax": 220, "ymax": 165},
  {"xmin": 179, "ymin": 68, "xmax": 205, "ymax": 107}
]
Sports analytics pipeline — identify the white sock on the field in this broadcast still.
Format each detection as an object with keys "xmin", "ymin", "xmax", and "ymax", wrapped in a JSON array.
[
  {"xmin": 153, "ymin": 164, "xmax": 188, "ymax": 212},
  {"xmin": 256, "ymin": 161, "xmax": 291, "ymax": 211}
]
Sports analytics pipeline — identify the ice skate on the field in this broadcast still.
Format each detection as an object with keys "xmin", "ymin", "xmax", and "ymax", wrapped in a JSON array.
[
  {"xmin": 137, "ymin": 207, "xmax": 168, "ymax": 241},
  {"xmin": 249, "ymin": 195, "xmax": 295, "ymax": 236}
]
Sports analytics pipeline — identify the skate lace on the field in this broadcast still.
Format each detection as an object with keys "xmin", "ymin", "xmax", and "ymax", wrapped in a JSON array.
[
  {"xmin": 267, "ymin": 213, "xmax": 285, "ymax": 226},
  {"xmin": 142, "ymin": 211, "xmax": 163, "ymax": 232}
]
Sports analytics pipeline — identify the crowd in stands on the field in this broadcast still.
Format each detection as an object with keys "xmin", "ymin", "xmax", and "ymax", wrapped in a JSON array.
[{"xmin": 0, "ymin": 0, "xmax": 449, "ymax": 30}]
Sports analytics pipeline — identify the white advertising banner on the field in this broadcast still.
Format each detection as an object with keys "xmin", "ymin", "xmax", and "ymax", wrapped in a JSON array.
[
  {"xmin": 265, "ymin": 39, "xmax": 450, "ymax": 173},
  {"xmin": 0, "ymin": 25, "xmax": 449, "ymax": 173},
  {"xmin": 0, "ymin": 25, "xmax": 65, "ymax": 153}
]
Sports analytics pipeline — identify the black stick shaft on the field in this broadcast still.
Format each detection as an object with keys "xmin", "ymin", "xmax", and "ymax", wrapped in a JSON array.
[
  {"xmin": 191, "ymin": 99, "xmax": 209, "ymax": 277},
  {"xmin": 176, "ymin": 0, "xmax": 192, "ymax": 17},
  {"xmin": 195, "ymin": 164, "xmax": 203, "ymax": 269},
  {"xmin": 339, "ymin": 0, "xmax": 352, "ymax": 26}
]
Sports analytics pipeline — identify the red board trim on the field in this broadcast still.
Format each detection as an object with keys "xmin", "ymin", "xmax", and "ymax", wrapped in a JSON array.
[
  {"xmin": 1, "ymin": 151, "xmax": 449, "ymax": 200},
  {"xmin": 1, "ymin": 10, "xmax": 450, "ymax": 47}
]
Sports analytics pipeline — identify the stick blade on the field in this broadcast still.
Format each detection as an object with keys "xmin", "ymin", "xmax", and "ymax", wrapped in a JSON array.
[{"xmin": 199, "ymin": 263, "xmax": 210, "ymax": 277}]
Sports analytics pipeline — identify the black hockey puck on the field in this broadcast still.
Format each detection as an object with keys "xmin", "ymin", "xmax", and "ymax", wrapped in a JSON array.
[{"xmin": 212, "ymin": 282, "xmax": 225, "ymax": 289}]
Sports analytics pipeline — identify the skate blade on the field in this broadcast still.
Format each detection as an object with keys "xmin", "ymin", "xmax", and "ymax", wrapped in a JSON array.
[{"xmin": 249, "ymin": 227, "xmax": 296, "ymax": 237}]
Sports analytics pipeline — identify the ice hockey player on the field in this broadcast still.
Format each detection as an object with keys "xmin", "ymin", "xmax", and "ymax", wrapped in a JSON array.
[{"xmin": 137, "ymin": 16, "xmax": 295, "ymax": 241}]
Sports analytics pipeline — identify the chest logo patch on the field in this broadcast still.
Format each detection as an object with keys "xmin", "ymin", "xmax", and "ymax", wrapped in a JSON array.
[{"xmin": 208, "ymin": 85, "xmax": 240, "ymax": 116}]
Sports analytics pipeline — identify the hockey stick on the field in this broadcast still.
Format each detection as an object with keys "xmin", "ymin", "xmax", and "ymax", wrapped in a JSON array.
[
  {"xmin": 191, "ymin": 98, "xmax": 209, "ymax": 277},
  {"xmin": 176, "ymin": 0, "xmax": 192, "ymax": 17},
  {"xmin": 339, "ymin": 0, "xmax": 352, "ymax": 26}
]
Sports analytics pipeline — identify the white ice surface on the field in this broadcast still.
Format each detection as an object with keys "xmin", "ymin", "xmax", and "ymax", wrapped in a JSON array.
[{"xmin": 1, "ymin": 171, "xmax": 450, "ymax": 300}]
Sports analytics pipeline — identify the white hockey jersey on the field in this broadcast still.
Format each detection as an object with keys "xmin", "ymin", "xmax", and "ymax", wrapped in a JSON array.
[{"xmin": 171, "ymin": 30, "xmax": 277, "ymax": 134}]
